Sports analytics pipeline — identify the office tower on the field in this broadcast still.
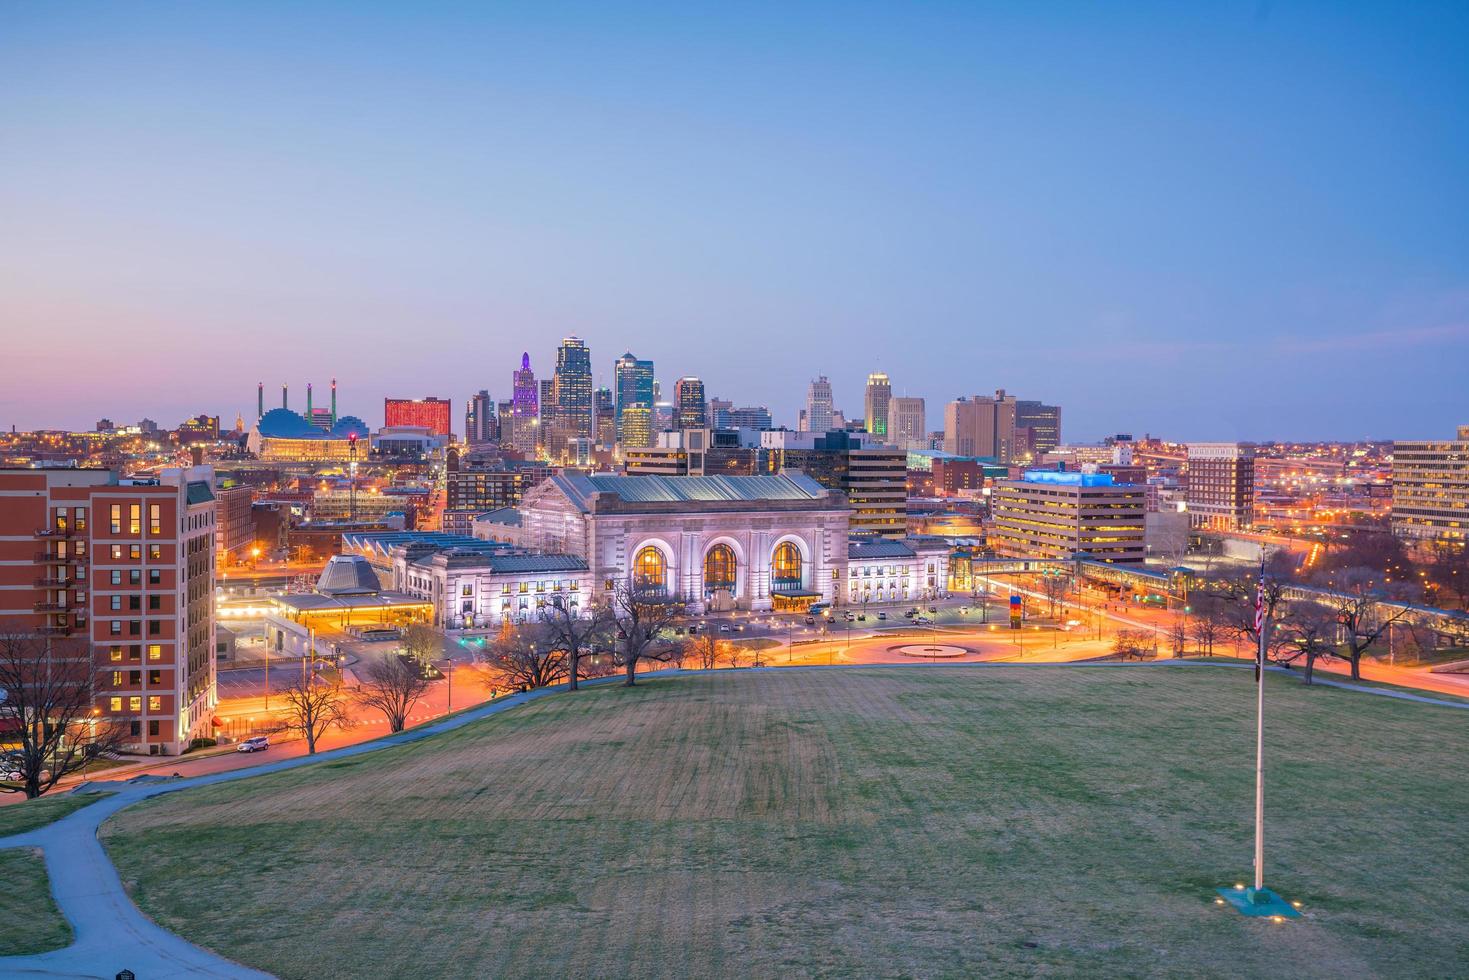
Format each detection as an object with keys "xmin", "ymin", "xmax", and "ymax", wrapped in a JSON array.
[
  {"xmin": 539, "ymin": 379, "xmax": 555, "ymax": 449},
  {"xmin": 716, "ymin": 405, "xmax": 774, "ymax": 430},
  {"xmin": 1186, "ymin": 443, "xmax": 1256, "ymax": 531},
  {"xmin": 551, "ymin": 337, "xmax": 594, "ymax": 455},
  {"xmin": 614, "ymin": 352, "xmax": 656, "ymax": 449},
  {"xmin": 1392, "ymin": 426, "xmax": 1469, "ymax": 541},
  {"xmin": 804, "ymin": 376, "xmax": 834, "ymax": 432},
  {"xmin": 594, "ymin": 386, "xmax": 616, "ymax": 450},
  {"xmin": 465, "ymin": 390, "xmax": 497, "ymax": 444},
  {"xmin": 384, "ymin": 397, "xmax": 452, "ymax": 437},
  {"xmin": 889, "ymin": 396, "xmax": 926, "ymax": 449},
  {"xmin": 761, "ymin": 430, "xmax": 907, "ymax": 539},
  {"xmin": 943, "ymin": 389, "xmax": 1018, "ymax": 462},
  {"xmin": 709, "ymin": 397, "xmax": 732, "ymax": 425},
  {"xmin": 653, "ymin": 400, "xmax": 676, "ymax": 432},
  {"xmin": 510, "ymin": 352, "xmax": 539, "ymax": 455},
  {"xmin": 989, "ymin": 471, "xmax": 1146, "ymax": 564},
  {"xmin": 674, "ymin": 376, "xmax": 707, "ymax": 429},
  {"xmin": 864, "ymin": 372, "xmax": 892, "ymax": 440},
  {"xmin": 1015, "ymin": 399, "xmax": 1062, "ymax": 456},
  {"xmin": 0, "ymin": 465, "xmax": 218, "ymax": 755}
]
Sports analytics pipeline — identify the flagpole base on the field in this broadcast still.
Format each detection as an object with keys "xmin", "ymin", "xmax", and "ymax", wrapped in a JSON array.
[{"xmin": 1216, "ymin": 885, "xmax": 1301, "ymax": 918}]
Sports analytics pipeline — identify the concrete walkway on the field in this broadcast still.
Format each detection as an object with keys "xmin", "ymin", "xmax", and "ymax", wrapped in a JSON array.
[{"xmin": 2, "ymin": 659, "xmax": 1463, "ymax": 979}]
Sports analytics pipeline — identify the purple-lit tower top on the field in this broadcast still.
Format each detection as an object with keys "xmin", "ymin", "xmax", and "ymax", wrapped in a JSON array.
[{"xmin": 512, "ymin": 352, "xmax": 538, "ymax": 418}]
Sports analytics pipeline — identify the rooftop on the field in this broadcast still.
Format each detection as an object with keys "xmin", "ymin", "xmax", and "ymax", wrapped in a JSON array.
[{"xmin": 550, "ymin": 472, "xmax": 830, "ymax": 511}]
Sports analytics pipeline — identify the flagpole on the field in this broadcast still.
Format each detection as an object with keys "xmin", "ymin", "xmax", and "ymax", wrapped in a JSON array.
[{"xmin": 1254, "ymin": 606, "xmax": 1266, "ymax": 894}]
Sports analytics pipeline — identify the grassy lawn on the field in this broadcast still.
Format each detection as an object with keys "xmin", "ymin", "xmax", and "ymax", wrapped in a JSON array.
[
  {"xmin": 0, "ymin": 848, "xmax": 71, "ymax": 955},
  {"xmin": 0, "ymin": 793, "xmax": 104, "ymax": 839},
  {"xmin": 104, "ymin": 667, "xmax": 1468, "ymax": 978}
]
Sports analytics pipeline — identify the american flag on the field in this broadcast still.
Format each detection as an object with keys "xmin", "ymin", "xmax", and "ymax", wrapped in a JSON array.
[{"xmin": 1254, "ymin": 578, "xmax": 1266, "ymax": 633}]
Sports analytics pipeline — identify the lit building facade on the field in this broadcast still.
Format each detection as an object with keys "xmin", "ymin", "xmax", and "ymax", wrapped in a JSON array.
[
  {"xmin": 889, "ymin": 396, "xmax": 926, "ymax": 450},
  {"xmin": 511, "ymin": 352, "xmax": 540, "ymax": 456},
  {"xmin": 944, "ymin": 390, "xmax": 1019, "ymax": 462},
  {"xmin": 864, "ymin": 372, "xmax": 892, "ymax": 440},
  {"xmin": 614, "ymin": 352, "xmax": 655, "ymax": 450},
  {"xmin": 804, "ymin": 375, "xmax": 835, "ymax": 433},
  {"xmin": 1392, "ymin": 426, "xmax": 1469, "ymax": 541},
  {"xmin": 674, "ymin": 376, "xmax": 707, "ymax": 430},
  {"xmin": 1186, "ymin": 443, "xmax": 1256, "ymax": 531},
  {"xmin": 989, "ymin": 471, "xmax": 1146, "ymax": 564},
  {"xmin": 384, "ymin": 397, "xmax": 452, "ymax": 438},
  {"xmin": 550, "ymin": 336, "xmax": 594, "ymax": 454},
  {"xmin": 762, "ymin": 429, "xmax": 908, "ymax": 539}
]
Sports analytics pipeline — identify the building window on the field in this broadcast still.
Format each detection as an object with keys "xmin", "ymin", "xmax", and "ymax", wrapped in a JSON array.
[
  {"xmin": 109, "ymin": 646, "xmax": 123, "ymax": 662},
  {"xmin": 149, "ymin": 544, "xmax": 161, "ymax": 560},
  {"xmin": 129, "ymin": 621, "xmax": 140, "ymax": 636},
  {"xmin": 633, "ymin": 546, "xmax": 667, "ymax": 596},
  {"xmin": 148, "ymin": 595, "xmax": 160, "ymax": 611},
  {"xmin": 149, "ymin": 569, "xmax": 160, "ymax": 585},
  {"xmin": 128, "ymin": 696, "xmax": 141, "ymax": 712},
  {"xmin": 110, "ymin": 570, "xmax": 122, "ymax": 586},
  {"xmin": 461, "ymin": 584, "xmax": 472, "ymax": 597},
  {"xmin": 110, "ymin": 505, "xmax": 121, "ymax": 534},
  {"xmin": 112, "ymin": 670, "xmax": 124, "ymax": 687},
  {"xmin": 148, "ymin": 719, "xmax": 160, "ymax": 737},
  {"xmin": 110, "ymin": 620, "xmax": 121, "ymax": 635},
  {"xmin": 129, "ymin": 504, "xmax": 140, "ymax": 534},
  {"xmin": 148, "ymin": 620, "xmax": 161, "ymax": 636},
  {"xmin": 130, "ymin": 544, "xmax": 141, "ymax": 559},
  {"xmin": 772, "ymin": 542, "xmax": 803, "ymax": 590},
  {"xmin": 110, "ymin": 596, "xmax": 121, "ymax": 611},
  {"xmin": 130, "ymin": 569, "xmax": 141, "ymax": 585},
  {"xmin": 75, "ymin": 507, "xmax": 86, "ymax": 531},
  {"xmin": 149, "ymin": 504, "xmax": 161, "ymax": 535},
  {"xmin": 110, "ymin": 697, "xmax": 122, "ymax": 712},
  {"xmin": 148, "ymin": 696, "xmax": 162, "ymax": 711},
  {"xmin": 148, "ymin": 644, "xmax": 162, "ymax": 661},
  {"xmin": 148, "ymin": 670, "xmax": 161, "ymax": 685},
  {"xmin": 111, "ymin": 545, "xmax": 122, "ymax": 559},
  {"xmin": 704, "ymin": 544, "xmax": 737, "ymax": 594}
]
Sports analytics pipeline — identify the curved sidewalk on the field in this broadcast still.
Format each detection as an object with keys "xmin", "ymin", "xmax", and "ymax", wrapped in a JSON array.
[{"xmin": 2, "ymin": 660, "xmax": 1462, "ymax": 978}]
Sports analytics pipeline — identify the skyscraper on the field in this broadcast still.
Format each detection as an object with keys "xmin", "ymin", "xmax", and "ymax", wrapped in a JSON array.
[
  {"xmin": 594, "ymin": 386, "xmax": 616, "ymax": 450},
  {"xmin": 890, "ymin": 396, "xmax": 926, "ymax": 449},
  {"xmin": 1015, "ymin": 399, "xmax": 1062, "ymax": 456},
  {"xmin": 864, "ymin": 372, "xmax": 892, "ymax": 440},
  {"xmin": 465, "ymin": 390, "xmax": 496, "ymax": 444},
  {"xmin": 804, "ymin": 376, "xmax": 834, "ymax": 432},
  {"xmin": 943, "ymin": 389, "xmax": 1018, "ymax": 461},
  {"xmin": 674, "ymin": 376, "xmax": 707, "ymax": 429},
  {"xmin": 614, "ymin": 352, "xmax": 655, "ymax": 449},
  {"xmin": 551, "ymin": 336, "xmax": 594, "ymax": 457},
  {"xmin": 510, "ymin": 352, "xmax": 539, "ymax": 456}
]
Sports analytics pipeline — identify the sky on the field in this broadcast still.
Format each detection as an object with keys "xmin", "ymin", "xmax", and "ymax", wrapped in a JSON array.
[{"xmin": 2, "ymin": 1, "xmax": 1467, "ymax": 441}]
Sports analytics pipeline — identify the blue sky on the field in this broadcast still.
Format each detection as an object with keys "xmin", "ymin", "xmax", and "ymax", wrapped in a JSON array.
[{"xmin": 2, "ymin": 1, "xmax": 1466, "ymax": 439}]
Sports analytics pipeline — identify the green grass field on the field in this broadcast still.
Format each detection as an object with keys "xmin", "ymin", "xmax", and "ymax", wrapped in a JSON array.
[
  {"xmin": 0, "ymin": 793, "xmax": 102, "ymax": 838},
  {"xmin": 0, "ymin": 848, "xmax": 71, "ymax": 955},
  {"xmin": 104, "ymin": 667, "xmax": 1469, "ymax": 978}
]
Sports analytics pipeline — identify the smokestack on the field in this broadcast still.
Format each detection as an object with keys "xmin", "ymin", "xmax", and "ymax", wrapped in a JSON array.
[
  {"xmin": 257, "ymin": 382, "xmax": 264, "ymax": 421},
  {"xmin": 282, "ymin": 383, "xmax": 288, "ymax": 410},
  {"xmin": 331, "ymin": 378, "xmax": 338, "ymax": 425},
  {"xmin": 307, "ymin": 382, "xmax": 314, "ymax": 420}
]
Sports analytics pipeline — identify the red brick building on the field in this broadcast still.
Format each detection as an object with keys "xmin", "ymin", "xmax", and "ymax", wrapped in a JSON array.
[{"xmin": 0, "ymin": 466, "xmax": 218, "ymax": 755}]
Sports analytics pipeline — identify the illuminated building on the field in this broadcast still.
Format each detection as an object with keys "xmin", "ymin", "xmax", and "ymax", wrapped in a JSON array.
[
  {"xmin": 890, "ymin": 396, "xmax": 926, "ymax": 450},
  {"xmin": 713, "ymin": 404, "xmax": 773, "ymax": 430},
  {"xmin": 465, "ymin": 390, "xmax": 497, "ymax": 444},
  {"xmin": 550, "ymin": 336, "xmax": 594, "ymax": 454},
  {"xmin": 266, "ymin": 555, "xmax": 431, "ymax": 658},
  {"xmin": 518, "ymin": 472, "xmax": 849, "ymax": 613},
  {"xmin": 510, "ymin": 352, "xmax": 540, "ymax": 455},
  {"xmin": 674, "ymin": 376, "xmax": 707, "ymax": 430},
  {"xmin": 864, "ymin": 372, "xmax": 891, "ymax": 439},
  {"xmin": 839, "ymin": 537, "xmax": 951, "ymax": 607},
  {"xmin": 246, "ymin": 409, "xmax": 370, "ymax": 462},
  {"xmin": 0, "ymin": 465, "xmax": 219, "ymax": 755},
  {"xmin": 989, "ymin": 471, "xmax": 1146, "ymax": 564},
  {"xmin": 1015, "ymin": 400, "xmax": 1062, "ymax": 456},
  {"xmin": 1392, "ymin": 426, "xmax": 1469, "ymax": 541},
  {"xmin": 614, "ymin": 351, "xmax": 655, "ymax": 449},
  {"xmin": 384, "ymin": 397, "xmax": 452, "ymax": 438},
  {"xmin": 1186, "ymin": 443, "xmax": 1256, "ymax": 531},
  {"xmin": 944, "ymin": 390, "xmax": 1019, "ymax": 462},
  {"xmin": 762, "ymin": 429, "xmax": 908, "ymax": 539},
  {"xmin": 804, "ymin": 376, "xmax": 834, "ymax": 432}
]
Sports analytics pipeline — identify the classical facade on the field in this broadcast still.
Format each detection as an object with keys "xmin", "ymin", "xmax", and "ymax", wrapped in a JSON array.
[
  {"xmin": 839, "ymin": 537, "xmax": 952, "ymax": 608},
  {"xmin": 518, "ymin": 473, "xmax": 851, "ymax": 613}
]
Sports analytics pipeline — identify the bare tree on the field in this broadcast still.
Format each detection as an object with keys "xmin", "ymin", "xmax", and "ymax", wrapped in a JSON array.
[
  {"xmin": 1322, "ymin": 569, "xmax": 1415, "ymax": 681},
  {"xmin": 1274, "ymin": 601, "xmax": 1336, "ymax": 685},
  {"xmin": 277, "ymin": 676, "xmax": 353, "ymax": 754},
  {"xmin": 1187, "ymin": 597, "xmax": 1227, "ymax": 656},
  {"xmin": 0, "ymin": 629, "xmax": 127, "ymax": 799},
  {"xmin": 400, "ymin": 622, "xmax": 440, "ymax": 667},
  {"xmin": 1110, "ymin": 629, "xmax": 1156, "ymax": 661},
  {"xmin": 1167, "ymin": 617, "xmax": 1188, "ymax": 657},
  {"xmin": 1039, "ymin": 573, "xmax": 1071, "ymax": 619},
  {"xmin": 1202, "ymin": 552, "xmax": 1296, "ymax": 653},
  {"xmin": 539, "ymin": 596, "xmax": 612, "ymax": 692},
  {"xmin": 352, "ymin": 655, "xmax": 431, "ymax": 733},
  {"xmin": 478, "ymin": 624, "xmax": 567, "ymax": 690},
  {"xmin": 607, "ymin": 580, "xmax": 686, "ymax": 686}
]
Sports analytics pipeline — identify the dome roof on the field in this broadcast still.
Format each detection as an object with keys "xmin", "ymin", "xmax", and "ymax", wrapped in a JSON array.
[
  {"xmin": 257, "ymin": 408, "xmax": 320, "ymax": 439},
  {"xmin": 331, "ymin": 415, "xmax": 370, "ymax": 439}
]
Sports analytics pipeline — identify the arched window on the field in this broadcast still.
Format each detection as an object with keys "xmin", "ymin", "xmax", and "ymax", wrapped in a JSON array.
[
  {"xmin": 704, "ymin": 544, "xmax": 736, "ymax": 594},
  {"xmin": 633, "ymin": 546, "xmax": 667, "ymax": 596},
  {"xmin": 772, "ymin": 542, "xmax": 803, "ymax": 590}
]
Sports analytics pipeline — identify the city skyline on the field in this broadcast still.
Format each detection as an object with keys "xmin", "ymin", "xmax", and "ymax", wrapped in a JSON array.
[{"xmin": 4, "ymin": 3, "xmax": 1468, "ymax": 438}]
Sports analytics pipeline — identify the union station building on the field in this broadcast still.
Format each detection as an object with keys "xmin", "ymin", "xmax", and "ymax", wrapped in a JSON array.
[{"xmin": 517, "ymin": 473, "xmax": 854, "ymax": 613}]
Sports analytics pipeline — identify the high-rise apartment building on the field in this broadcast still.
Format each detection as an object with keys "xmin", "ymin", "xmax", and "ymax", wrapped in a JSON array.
[
  {"xmin": 385, "ymin": 397, "xmax": 452, "ymax": 438},
  {"xmin": 1185, "ymin": 443, "xmax": 1256, "ymax": 531},
  {"xmin": 989, "ymin": 471, "xmax": 1146, "ymax": 564},
  {"xmin": 943, "ymin": 390, "xmax": 1018, "ymax": 462},
  {"xmin": 762, "ymin": 430, "xmax": 908, "ymax": 539},
  {"xmin": 1392, "ymin": 426, "xmax": 1469, "ymax": 541},
  {"xmin": 510, "ymin": 353, "xmax": 539, "ymax": 456},
  {"xmin": 465, "ymin": 390, "xmax": 497, "ymax": 444},
  {"xmin": 804, "ymin": 376, "xmax": 835, "ymax": 433},
  {"xmin": 889, "ymin": 396, "xmax": 927, "ymax": 449},
  {"xmin": 613, "ymin": 352, "xmax": 655, "ymax": 449},
  {"xmin": 0, "ymin": 466, "xmax": 218, "ymax": 755},
  {"xmin": 864, "ymin": 372, "xmax": 892, "ymax": 440},
  {"xmin": 1015, "ymin": 399, "xmax": 1062, "ymax": 456},
  {"xmin": 674, "ymin": 377, "xmax": 707, "ymax": 429}
]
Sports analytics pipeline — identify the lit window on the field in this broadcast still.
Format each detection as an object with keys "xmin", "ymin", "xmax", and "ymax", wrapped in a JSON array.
[
  {"xmin": 148, "ymin": 644, "xmax": 162, "ymax": 661},
  {"xmin": 633, "ymin": 547, "xmax": 667, "ymax": 595},
  {"xmin": 110, "ymin": 697, "xmax": 122, "ymax": 712},
  {"xmin": 128, "ymin": 696, "xmax": 141, "ymax": 712},
  {"xmin": 148, "ymin": 696, "xmax": 162, "ymax": 712}
]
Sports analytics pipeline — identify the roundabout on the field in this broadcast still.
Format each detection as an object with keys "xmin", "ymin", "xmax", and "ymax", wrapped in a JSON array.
[{"xmin": 892, "ymin": 643, "xmax": 971, "ymax": 659}]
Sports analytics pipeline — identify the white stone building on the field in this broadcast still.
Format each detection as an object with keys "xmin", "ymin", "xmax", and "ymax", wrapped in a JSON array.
[
  {"xmin": 839, "ymin": 538, "xmax": 952, "ymax": 609},
  {"xmin": 517, "ymin": 473, "xmax": 851, "ymax": 613},
  {"xmin": 393, "ymin": 548, "xmax": 594, "ymax": 631}
]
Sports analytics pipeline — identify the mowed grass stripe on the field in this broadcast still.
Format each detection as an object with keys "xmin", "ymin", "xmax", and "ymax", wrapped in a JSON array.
[{"xmin": 104, "ymin": 668, "xmax": 1467, "ymax": 978}]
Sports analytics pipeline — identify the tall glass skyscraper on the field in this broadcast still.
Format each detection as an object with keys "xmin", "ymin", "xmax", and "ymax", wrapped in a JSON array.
[
  {"xmin": 551, "ymin": 336, "xmax": 594, "ymax": 457},
  {"xmin": 674, "ymin": 376, "xmax": 707, "ymax": 429},
  {"xmin": 614, "ymin": 351, "xmax": 655, "ymax": 449}
]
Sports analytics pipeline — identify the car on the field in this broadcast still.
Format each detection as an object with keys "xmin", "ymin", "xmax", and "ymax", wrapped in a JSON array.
[
  {"xmin": 804, "ymin": 616, "xmax": 815, "ymax": 625},
  {"xmin": 857, "ymin": 614, "xmax": 866, "ymax": 621},
  {"xmin": 236, "ymin": 736, "xmax": 270, "ymax": 753},
  {"xmin": 734, "ymin": 624, "xmax": 745, "ymax": 632},
  {"xmin": 687, "ymin": 625, "xmax": 699, "ymax": 634},
  {"xmin": 915, "ymin": 616, "xmax": 933, "ymax": 625},
  {"xmin": 719, "ymin": 624, "xmax": 731, "ymax": 633},
  {"xmin": 928, "ymin": 605, "xmax": 938, "ymax": 613},
  {"xmin": 673, "ymin": 626, "xmax": 685, "ymax": 635},
  {"xmin": 877, "ymin": 612, "xmax": 887, "ymax": 621},
  {"xmin": 842, "ymin": 613, "xmax": 854, "ymax": 622}
]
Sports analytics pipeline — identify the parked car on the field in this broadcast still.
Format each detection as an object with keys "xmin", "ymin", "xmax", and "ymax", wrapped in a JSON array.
[
  {"xmin": 928, "ymin": 605, "xmax": 938, "ymax": 613},
  {"xmin": 804, "ymin": 616, "xmax": 815, "ymax": 625},
  {"xmin": 719, "ymin": 624, "xmax": 731, "ymax": 633},
  {"xmin": 915, "ymin": 616, "xmax": 933, "ymax": 625},
  {"xmin": 857, "ymin": 614, "xmax": 866, "ymax": 621},
  {"xmin": 236, "ymin": 736, "xmax": 270, "ymax": 754},
  {"xmin": 673, "ymin": 626, "xmax": 685, "ymax": 635},
  {"xmin": 877, "ymin": 612, "xmax": 888, "ymax": 621},
  {"xmin": 734, "ymin": 624, "xmax": 745, "ymax": 632}
]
